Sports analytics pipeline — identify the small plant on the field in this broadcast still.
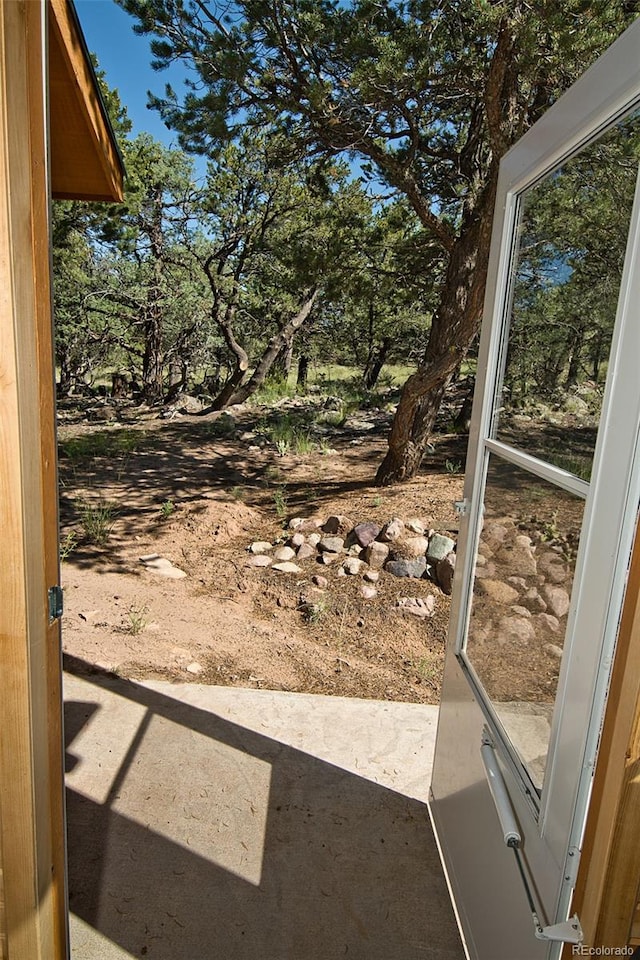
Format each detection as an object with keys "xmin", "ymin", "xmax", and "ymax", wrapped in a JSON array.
[
  {"xmin": 229, "ymin": 485, "xmax": 245, "ymax": 501},
  {"xmin": 160, "ymin": 499, "xmax": 175, "ymax": 519},
  {"xmin": 273, "ymin": 485, "xmax": 288, "ymax": 521},
  {"xmin": 59, "ymin": 531, "xmax": 77, "ymax": 562},
  {"xmin": 125, "ymin": 603, "xmax": 149, "ymax": 635},
  {"xmin": 275, "ymin": 436, "xmax": 291, "ymax": 456},
  {"xmin": 445, "ymin": 458, "xmax": 463, "ymax": 475},
  {"xmin": 80, "ymin": 498, "xmax": 116, "ymax": 545},
  {"xmin": 299, "ymin": 598, "xmax": 328, "ymax": 624}
]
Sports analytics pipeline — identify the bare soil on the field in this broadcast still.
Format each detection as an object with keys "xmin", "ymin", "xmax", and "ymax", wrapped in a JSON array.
[{"xmin": 58, "ymin": 397, "xmax": 466, "ymax": 704}]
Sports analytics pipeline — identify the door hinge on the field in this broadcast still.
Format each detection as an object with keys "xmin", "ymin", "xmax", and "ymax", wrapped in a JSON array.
[
  {"xmin": 564, "ymin": 846, "xmax": 581, "ymax": 887},
  {"xmin": 48, "ymin": 585, "xmax": 64, "ymax": 621},
  {"xmin": 454, "ymin": 498, "xmax": 470, "ymax": 516},
  {"xmin": 534, "ymin": 914, "xmax": 583, "ymax": 944}
]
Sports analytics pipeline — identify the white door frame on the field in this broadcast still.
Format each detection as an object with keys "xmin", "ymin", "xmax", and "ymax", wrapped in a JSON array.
[{"xmin": 431, "ymin": 19, "xmax": 640, "ymax": 960}]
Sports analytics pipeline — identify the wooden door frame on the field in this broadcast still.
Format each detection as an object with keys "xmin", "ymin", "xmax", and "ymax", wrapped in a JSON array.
[{"xmin": 0, "ymin": 2, "xmax": 67, "ymax": 956}]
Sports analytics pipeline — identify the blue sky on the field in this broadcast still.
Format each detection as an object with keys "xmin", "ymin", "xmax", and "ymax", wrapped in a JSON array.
[{"xmin": 74, "ymin": 0, "xmax": 187, "ymax": 147}]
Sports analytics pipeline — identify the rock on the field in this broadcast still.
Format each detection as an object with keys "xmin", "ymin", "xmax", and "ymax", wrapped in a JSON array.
[
  {"xmin": 396, "ymin": 596, "xmax": 436, "ymax": 618},
  {"xmin": 319, "ymin": 552, "xmax": 341, "ymax": 565},
  {"xmin": 541, "ymin": 584, "xmax": 570, "ymax": 618},
  {"xmin": 291, "ymin": 517, "xmax": 323, "ymax": 533},
  {"xmin": 343, "ymin": 557, "xmax": 366, "ymax": 575},
  {"xmin": 545, "ymin": 643, "xmax": 564, "ymax": 659},
  {"xmin": 390, "ymin": 536, "xmax": 430, "ymax": 560},
  {"xmin": 273, "ymin": 545, "xmax": 296, "ymax": 562},
  {"xmin": 476, "ymin": 579, "xmax": 519, "ymax": 604},
  {"xmin": 347, "ymin": 544, "xmax": 363, "ymax": 557},
  {"xmin": 406, "ymin": 518, "xmax": 426, "ymax": 535},
  {"xmin": 288, "ymin": 517, "xmax": 305, "ymax": 530},
  {"xmin": 322, "ymin": 515, "xmax": 354, "ymax": 537},
  {"xmin": 337, "ymin": 567, "xmax": 347, "ymax": 577},
  {"xmin": 249, "ymin": 554, "xmax": 272, "ymax": 567},
  {"xmin": 139, "ymin": 554, "xmax": 187, "ymax": 579},
  {"xmin": 536, "ymin": 612, "xmax": 561, "ymax": 632},
  {"xmin": 427, "ymin": 533, "xmax": 456, "ymax": 561},
  {"xmin": 175, "ymin": 394, "xmax": 203, "ymax": 415},
  {"xmin": 507, "ymin": 576, "xmax": 527, "ymax": 588},
  {"xmin": 385, "ymin": 557, "xmax": 428, "ymax": 579},
  {"xmin": 500, "ymin": 535, "xmax": 537, "ymax": 577},
  {"xmin": 483, "ymin": 522, "xmax": 510, "ymax": 546},
  {"xmin": 290, "ymin": 532, "xmax": 306, "ymax": 548},
  {"xmin": 510, "ymin": 605, "xmax": 532, "ymax": 618},
  {"xmin": 318, "ymin": 535, "xmax": 345, "ymax": 554},
  {"xmin": 523, "ymin": 587, "xmax": 547, "ymax": 612},
  {"xmin": 361, "ymin": 585, "xmax": 378, "ymax": 600},
  {"xmin": 436, "ymin": 553, "xmax": 456, "ymax": 595},
  {"xmin": 311, "ymin": 575, "xmax": 328, "ymax": 589},
  {"xmin": 272, "ymin": 561, "xmax": 303, "ymax": 573},
  {"xmin": 380, "ymin": 517, "xmax": 405, "ymax": 542},
  {"xmin": 497, "ymin": 616, "xmax": 536, "ymax": 645},
  {"xmin": 477, "ymin": 541, "xmax": 495, "ymax": 559},
  {"xmin": 352, "ymin": 522, "xmax": 381, "ymax": 548},
  {"xmin": 308, "ymin": 532, "xmax": 322, "ymax": 547},
  {"xmin": 186, "ymin": 661, "xmax": 204, "ymax": 675},
  {"xmin": 363, "ymin": 570, "xmax": 380, "ymax": 584},
  {"xmin": 296, "ymin": 542, "xmax": 316, "ymax": 561},
  {"xmin": 249, "ymin": 541, "xmax": 273, "ymax": 554},
  {"xmin": 474, "ymin": 561, "xmax": 496, "ymax": 579},
  {"xmin": 537, "ymin": 552, "xmax": 569, "ymax": 584},
  {"xmin": 363, "ymin": 541, "xmax": 390, "ymax": 569}
]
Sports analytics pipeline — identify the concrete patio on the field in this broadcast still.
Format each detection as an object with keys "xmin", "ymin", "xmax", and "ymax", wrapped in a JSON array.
[{"xmin": 64, "ymin": 656, "xmax": 466, "ymax": 959}]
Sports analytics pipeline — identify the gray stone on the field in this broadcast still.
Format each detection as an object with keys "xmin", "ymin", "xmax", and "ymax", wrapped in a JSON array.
[
  {"xmin": 352, "ymin": 522, "xmax": 381, "ymax": 548},
  {"xmin": 139, "ymin": 555, "xmax": 187, "ymax": 579},
  {"xmin": 311, "ymin": 575, "xmax": 328, "ymax": 589},
  {"xmin": 427, "ymin": 533, "xmax": 456, "ymax": 561},
  {"xmin": 361, "ymin": 585, "xmax": 378, "ymax": 600},
  {"xmin": 320, "ymin": 552, "xmax": 341, "ymax": 565},
  {"xmin": 537, "ymin": 552, "xmax": 569, "ymax": 584},
  {"xmin": 523, "ymin": 587, "xmax": 547, "ymax": 612},
  {"xmin": 536, "ymin": 612, "xmax": 560, "ymax": 632},
  {"xmin": 396, "ymin": 596, "xmax": 436, "ymax": 618},
  {"xmin": 343, "ymin": 557, "xmax": 366, "ymax": 576},
  {"xmin": 385, "ymin": 557, "xmax": 428, "ymax": 579},
  {"xmin": 249, "ymin": 541, "xmax": 273, "ymax": 554},
  {"xmin": 501, "ymin": 534, "xmax": 537, "ymax": 577},
  {"xmin": 390, "ymin": 536, "xmax": 430, "ymax": 560},
  {"xmin": 363, "ymin": 570, "xmax": 380, "ymax": 584},
  {"xmin": 435, "ymin": 553, "xmax": 456, "ymax": 596},
  {"xmin": 474, "ymin": 561, "xmax": 496, "ymax": 579},
  {"xmin": 363, "ymin": 541, "xmax": 390, "ymax": 569},
  {"xmin": 273, "ymin": 545, "xmax": 296, "ymax": 562},
  {"xmin": 308, "ymin": 532, "xmax": 322, "ymax": 547},
  {"xmin": 510, "ymin": 605, "xmax": 531, "ymax": 618},
  {"xmin": 290, "ymin": 531, "xmax": 306, "ymax": 548},
  {"xmin": 497, "ymin": 616, "xmax": 536, "ymax": 645},
  {"xmin": 545, "ymin": 643, "xmax": 564, "ymax": 659},
  {"xmin": 318, "ymin": 536, "xmax": 345, "ymax": 554},
  {"xmin": 541, "ymin": 584, "xmax": 570, "ymax": 619},
  {"xmin": 347, "ymin": 544, "xmax": 363, "ymax": 557},
  {"xmin": 476, "ymin": 579, "xmax": 519, "ymax": 605},
  {"xmin": 406, "ymin": 518, "xmax": 426, "ymax": 535},
  {"xmin": 186, "ymin": 661, "xmax": 204, "ymax": 675},
  {"xmin": 296, "ymin": 542, "xmax": 316, "ymax": 561},
  {"xmin": 272, "ymin": 561, "xmax": 303, "ymax": 573},
  {"xmin": 249, "ymin": 554, "xmax": 272, "ymax": 567},
  {"xmin": 380, "ymin": 518, "xmax": 405, "ymax": 542}
]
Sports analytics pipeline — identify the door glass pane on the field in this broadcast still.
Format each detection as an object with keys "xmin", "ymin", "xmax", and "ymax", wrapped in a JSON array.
[
  {"xmin": 465, "ymin": 456, "xmax": 585, "ymax": 791},
  {"xmin": 495, "ymin": 107, "xmax": 640, "ymax": 481}
]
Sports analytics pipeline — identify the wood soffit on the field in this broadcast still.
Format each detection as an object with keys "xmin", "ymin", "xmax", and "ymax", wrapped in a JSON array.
[{"xmin": 48, "ymin": 0, "xmax": 124, "ymax": 202}]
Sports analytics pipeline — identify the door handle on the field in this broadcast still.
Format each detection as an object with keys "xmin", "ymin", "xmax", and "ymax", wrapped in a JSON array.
[{"xmin": 480, "ymin": 730, "xmax": 583, "ymax": 945}]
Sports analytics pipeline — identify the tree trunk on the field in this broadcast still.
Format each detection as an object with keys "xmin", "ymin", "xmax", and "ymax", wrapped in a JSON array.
[
  {"xmin": 268, "ymin": 339, "xmax": 294, "ymax": 382},
  {"xmin": 297, "ymin": 354, "xmax": 309, "ymax": 388},
  {"xmin": 376, "ymin": 172, "xmax": 498, "ymax": 485},
  {"xmin": 208, "ymin": 302, "xmax": 250, "ymax": 410},
  {"xmin": 363, "ymin": 336, "xmax": 391, "ymax": 389},
  {"xmin": 226, "ymin": 289, "xmax": 318, "ymax": 406}
]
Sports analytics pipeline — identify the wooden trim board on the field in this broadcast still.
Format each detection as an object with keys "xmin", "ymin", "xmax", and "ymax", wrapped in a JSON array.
[
  {"xmin": 567, "ymin": 512, "xmax": 640, "ymax": 951},
  {"xmin": 0, "ymin": 2, "xmax": 67, "ymax": 957}
]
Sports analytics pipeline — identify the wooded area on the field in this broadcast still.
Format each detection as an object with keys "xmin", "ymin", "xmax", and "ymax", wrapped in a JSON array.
[{"xmin": 53, "ymin": 0, "xmax": 640, "ymax": 484}]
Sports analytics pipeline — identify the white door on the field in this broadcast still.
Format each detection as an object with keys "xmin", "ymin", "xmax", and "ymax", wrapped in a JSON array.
[{"xmin": 430, "ymin": 20, "xmax": 640, "ymax": 960}]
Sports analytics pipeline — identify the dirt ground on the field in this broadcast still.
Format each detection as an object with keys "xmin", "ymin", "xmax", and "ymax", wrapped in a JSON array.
[{"xmin": 57, "ymin": 396, "xmax": 466, "ymax": 705}]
